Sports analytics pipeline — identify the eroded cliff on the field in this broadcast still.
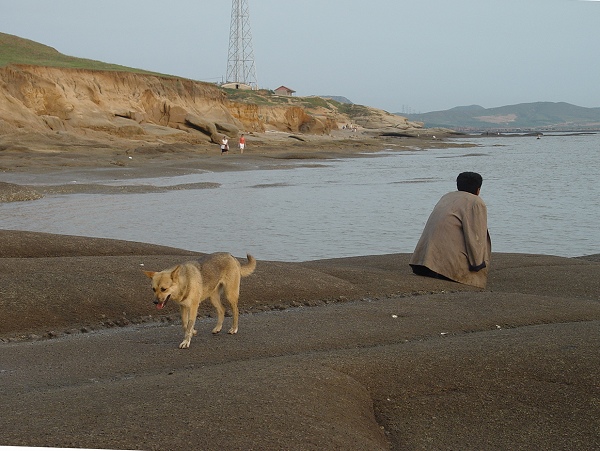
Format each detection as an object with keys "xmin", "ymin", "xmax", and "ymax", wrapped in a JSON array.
[{"xmin": 0, "ymin": 64, "xmax": 419, "ymax": 145}]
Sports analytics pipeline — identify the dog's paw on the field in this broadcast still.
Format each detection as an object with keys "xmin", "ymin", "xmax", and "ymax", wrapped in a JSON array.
[
  {"xmin": 228, "ymin": 327, "xmax": 238, "ymax": 335},
  {"xmin": 212, "ymin": 326, "xmax": 222, "ymax": 334},
  {"xmin": 193, "ymin": 329, "xmax": 198, "ymax": 336},
  {"xmin": 179, "ymin": 339, "xmax": 191, "ymax": 349}
]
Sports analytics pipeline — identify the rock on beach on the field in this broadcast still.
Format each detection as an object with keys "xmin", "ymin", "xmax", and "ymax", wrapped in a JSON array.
[{"xmin": 0, "ymin": 181, "xmax": 43, "ymax": 202}]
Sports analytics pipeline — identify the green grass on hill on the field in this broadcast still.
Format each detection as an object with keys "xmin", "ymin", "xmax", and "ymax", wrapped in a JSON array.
[{"xmin": 0, "ymin": 32, "xmax": 166, "ymax": 76}]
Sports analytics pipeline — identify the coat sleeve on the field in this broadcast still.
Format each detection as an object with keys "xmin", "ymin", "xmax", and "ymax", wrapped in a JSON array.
[{"xmin": 462, "ymin": 200, "xmax": 489, "ymax": 271}]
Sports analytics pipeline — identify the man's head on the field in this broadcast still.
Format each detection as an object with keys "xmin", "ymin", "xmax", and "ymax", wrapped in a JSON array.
[{"xmin": 457, "ymin": 172, "xmax": 483, "ymax": 195}]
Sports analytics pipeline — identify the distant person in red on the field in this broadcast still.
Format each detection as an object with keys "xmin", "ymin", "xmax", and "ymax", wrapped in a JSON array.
[
  {"xmin": 409, "ymin": 172, "xmax": 491, "ymax": 288},
  {"xmin": 239, "ymin": 134, "xmax": 246, "ymax": 153}
]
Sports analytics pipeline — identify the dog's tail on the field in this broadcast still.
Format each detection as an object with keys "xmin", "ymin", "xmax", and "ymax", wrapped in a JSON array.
[{"xmin": 240, "ymin": 254, "xmax": 257, "ymax": 277}]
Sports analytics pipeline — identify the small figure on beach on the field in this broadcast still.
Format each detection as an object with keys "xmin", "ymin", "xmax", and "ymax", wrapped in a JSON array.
[
  {"xmin": 221, "ymin": 136, "xmax": 229, "ymax": 154},
  {"xmin": 409, "ymin": 171, "xmax": 492, "ymax": 288},
  {"xmin": 239, "ymin": 134, "xmax": 246, "ymax": 153}
]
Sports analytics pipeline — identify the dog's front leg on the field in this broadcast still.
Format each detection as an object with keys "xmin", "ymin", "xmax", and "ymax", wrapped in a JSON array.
[
  {"xmin": 179, "ymin": 305, "xmax": 198, "ymax": 339},
  {"xmin": 179, "ymin": 305, "xmax": 191, "ymax": 349},
  {"xmin": 179, "ymin": 304, "xmax": 200, "ymax": 349}
]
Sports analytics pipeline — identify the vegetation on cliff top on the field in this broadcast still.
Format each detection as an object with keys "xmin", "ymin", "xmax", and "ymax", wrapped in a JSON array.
[
  {"xmin": 224, "ymin": 87, "xmax": 353, "ymax": 113},
  {"xmin": 0, "ymin": 32, "xmax": 164, "ymax": 76}
]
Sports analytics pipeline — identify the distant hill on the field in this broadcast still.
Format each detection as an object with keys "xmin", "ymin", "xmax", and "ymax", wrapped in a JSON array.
[{"xmin": 401, "ymin": 102, "xmax": 600, "ymax": 131}]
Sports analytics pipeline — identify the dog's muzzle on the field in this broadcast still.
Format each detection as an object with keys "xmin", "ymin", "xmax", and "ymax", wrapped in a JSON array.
[{"xmin": 154, "ymin": 295, "xmax": 171, "ymax": 310}]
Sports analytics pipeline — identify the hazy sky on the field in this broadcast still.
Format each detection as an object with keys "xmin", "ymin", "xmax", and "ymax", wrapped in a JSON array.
[{"xmin": 1, "ymin": 0, "xmax": 599, "ymax": 113}]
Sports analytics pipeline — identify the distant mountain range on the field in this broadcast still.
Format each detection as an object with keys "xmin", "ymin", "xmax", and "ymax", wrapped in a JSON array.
[{"xmin": 400, "ymin": 102, "xmax": 600, "ymax": 131}]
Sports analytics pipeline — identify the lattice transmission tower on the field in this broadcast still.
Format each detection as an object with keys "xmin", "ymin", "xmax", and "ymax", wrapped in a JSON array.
[{"xmin": 226, "ymin": 0, "xmax": 258, "ymax": 89}]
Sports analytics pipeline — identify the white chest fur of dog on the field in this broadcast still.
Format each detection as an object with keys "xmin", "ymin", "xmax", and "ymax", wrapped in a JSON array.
[{"xmin": 144, "ymin": 253, "xmax": 256, "ymax": 349}]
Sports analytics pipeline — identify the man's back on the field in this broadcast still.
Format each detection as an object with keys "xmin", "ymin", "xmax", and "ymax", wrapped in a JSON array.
[{"xmin": 410, "ymin": 190, "xmax": 491, "ymax": 288}]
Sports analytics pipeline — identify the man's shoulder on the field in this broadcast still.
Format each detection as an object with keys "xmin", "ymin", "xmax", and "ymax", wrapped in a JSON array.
[
  {"xmin": 445, "ymin": 190, "xmax": 484, "ymax": 200},
  {"xmin": 440, "ymin": 191, "xmax": 487, "ymax": 208},
  {"xmin": 440, "ymin": 191, "xmax": 471, "ymax": 202}
]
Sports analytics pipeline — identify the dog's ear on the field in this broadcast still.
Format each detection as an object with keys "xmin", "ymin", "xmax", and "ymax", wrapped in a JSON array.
[
  {"xmin": 143, "ymin": 270, "xmax": 156, "ymax": 279},
  {"xmin": 170, "ymin": 265, "xmax": 181, "ymax": 281}
]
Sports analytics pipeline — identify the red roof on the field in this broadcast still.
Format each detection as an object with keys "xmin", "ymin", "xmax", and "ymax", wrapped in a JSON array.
[{"xmin": 275, "ymin": 85, "xmax": 296, "ymax": 93}]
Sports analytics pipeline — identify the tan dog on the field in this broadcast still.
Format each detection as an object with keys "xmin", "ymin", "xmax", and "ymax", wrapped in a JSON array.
[{"xmin": 144, "ymin": 253, "xmax": 256, "ymax": 349}]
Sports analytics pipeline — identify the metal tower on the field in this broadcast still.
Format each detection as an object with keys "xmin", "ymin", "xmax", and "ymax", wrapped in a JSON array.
[{"xmin": 226, "ymin": 0, "xmax": 258, "ymax": 89}]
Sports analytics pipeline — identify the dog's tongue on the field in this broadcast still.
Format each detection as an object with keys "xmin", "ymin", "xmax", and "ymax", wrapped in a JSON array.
[{"xmin": 156, "ymin": 302, "xmax": 165, "ymax": 310}]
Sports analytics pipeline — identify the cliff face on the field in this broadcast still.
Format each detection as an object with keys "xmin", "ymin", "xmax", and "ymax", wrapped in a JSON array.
[{"xmin": 0, "ymin": 64, "xmax": 417, "ymax": 144}]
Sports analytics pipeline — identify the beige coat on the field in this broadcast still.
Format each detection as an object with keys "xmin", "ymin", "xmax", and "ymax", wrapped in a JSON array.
[{"xmin": 409, "ymin": 191, "xmax": 492, "ymax": 288}]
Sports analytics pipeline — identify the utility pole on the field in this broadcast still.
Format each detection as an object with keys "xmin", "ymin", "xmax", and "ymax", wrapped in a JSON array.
[{"xmin": 226, "ymin": 0, "xmax": 258, "ymax": 89}]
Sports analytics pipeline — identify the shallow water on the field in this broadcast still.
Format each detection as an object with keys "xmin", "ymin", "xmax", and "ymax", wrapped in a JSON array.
[{"xmin": 1, "ymin": 133, "xmax": 599, "ymax": 261}]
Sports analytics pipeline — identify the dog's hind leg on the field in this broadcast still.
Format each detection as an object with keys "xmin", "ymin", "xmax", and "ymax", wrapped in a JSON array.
[
  {"xmin": 209, "ymin": 292, "xmax": 226, "ymax": 334},
  {"xmin": 224, "ymin": 280, "xmax": 240, "ymax": 334}
]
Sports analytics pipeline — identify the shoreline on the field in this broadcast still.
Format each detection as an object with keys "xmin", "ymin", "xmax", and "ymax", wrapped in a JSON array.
[
  {"xmin": 2, "ymin": 131, "xmax": 597, "ymax": 260},
  {"xmin": 0, "ymin": 131, "xmax": 476, "ymax": 178},
  {"xmin": 0, "ymin": 130, "xmax": 474, "ymax": 194}
]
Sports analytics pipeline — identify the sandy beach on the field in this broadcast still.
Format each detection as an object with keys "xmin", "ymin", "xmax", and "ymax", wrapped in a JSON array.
[{"xmin": 1, "ymin": 134, "xmax": 599, "ymax": 450}]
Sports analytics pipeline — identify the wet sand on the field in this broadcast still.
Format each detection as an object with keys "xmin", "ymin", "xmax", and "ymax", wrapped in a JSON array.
[{"xmin": 1, "ymin": 133, "xmax": 599, "ymax": 450}]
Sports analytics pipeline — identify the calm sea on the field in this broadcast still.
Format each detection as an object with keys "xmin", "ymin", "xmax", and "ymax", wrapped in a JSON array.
[{"xmin": 1, "ymin": 133, "xmax": 599, "ymax": 261}]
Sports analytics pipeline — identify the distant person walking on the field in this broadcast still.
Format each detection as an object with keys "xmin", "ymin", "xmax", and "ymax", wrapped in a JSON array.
[
  {"xmin": 239, "ymin": 134, "xmax": 246, "ymax": 153},
  {"xmin": 220, "ymin": 136, "xmax": 229, "ymax": 155}
]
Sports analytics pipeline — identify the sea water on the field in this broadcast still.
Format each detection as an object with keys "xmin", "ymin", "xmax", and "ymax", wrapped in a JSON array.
[{"xmin": 1, "ymin": 133, "xmax": 598, "ymax": 261}]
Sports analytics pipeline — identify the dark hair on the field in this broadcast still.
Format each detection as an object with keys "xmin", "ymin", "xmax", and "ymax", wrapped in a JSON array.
[{"xmin": 456, "ymin": 172, "xmax": 483, "ymax": 194}]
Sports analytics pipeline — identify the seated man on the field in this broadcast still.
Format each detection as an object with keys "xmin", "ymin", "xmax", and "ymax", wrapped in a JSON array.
[{"xmin": 409, "ymin": 172, "xmax": 492, "ymax": 288}]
